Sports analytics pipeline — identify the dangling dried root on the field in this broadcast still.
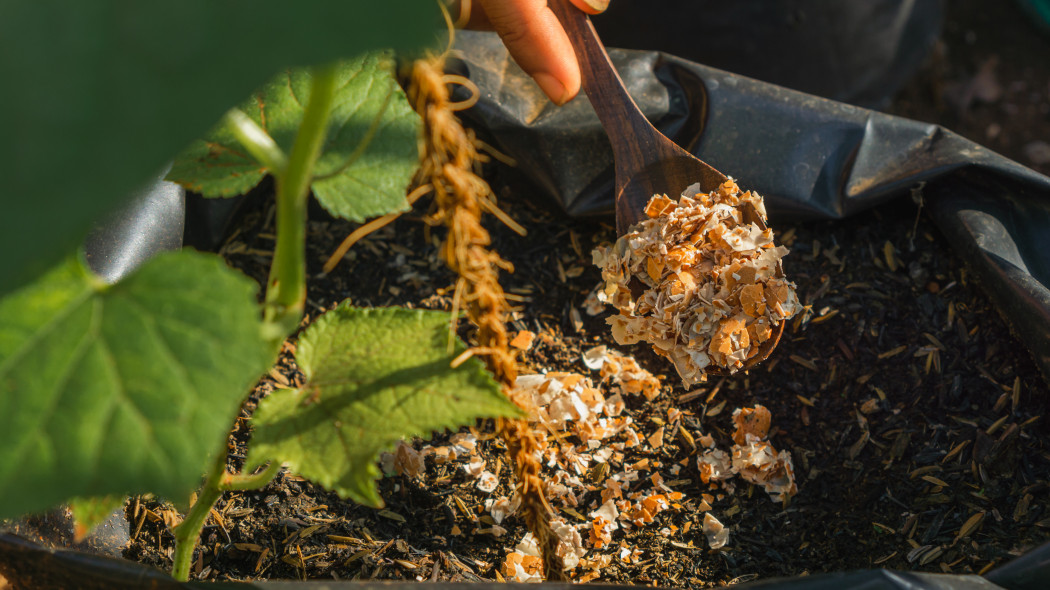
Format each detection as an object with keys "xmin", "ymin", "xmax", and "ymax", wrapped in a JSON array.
[
  {"xmin": 322, "ymin": 184, "xmax": 433, "ymax": 273},
  {"xmin": 406, "ymin": 51, "xmax": 565, "ymax": 580}
]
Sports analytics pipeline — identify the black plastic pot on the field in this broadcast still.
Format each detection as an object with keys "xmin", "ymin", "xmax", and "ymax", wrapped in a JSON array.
[
  {"xmin": 3, "ymin": 531, "xmax": 1050, "ymax": 589},
  {"xmin": 5, "ymin": 5, "xmax": 1050, "ymax": 588}
]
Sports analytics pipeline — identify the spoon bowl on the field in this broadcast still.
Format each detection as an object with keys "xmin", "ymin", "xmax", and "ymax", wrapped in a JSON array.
[
  {"xmin": 616, "ymin": 156, "xmax": 727, "ymax": 230},
  {"xmin": 549, "ymin": 0, "xmax": 784, "ymax": 373}
]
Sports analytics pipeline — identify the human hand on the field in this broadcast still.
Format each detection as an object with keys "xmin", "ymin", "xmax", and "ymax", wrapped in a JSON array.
[{"xmin": 452, "ymin": 0, "xmax": 610, "ymax": 105}]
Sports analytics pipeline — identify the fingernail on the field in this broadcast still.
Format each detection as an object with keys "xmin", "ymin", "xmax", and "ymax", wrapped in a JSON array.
[
  {"xmin": 534, "ymin": 72, "xmax": 571, "ymax": 105},
  {"xmin": 581, "ymin": 0, "xmax": 610, "ymax": 12}
]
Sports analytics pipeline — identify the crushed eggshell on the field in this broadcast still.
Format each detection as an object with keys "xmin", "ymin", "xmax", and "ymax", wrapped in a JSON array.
[
  {"xmin": 503, "ymin": 527, "xmax": 584, "ymax": 580},
  {"xmin": 623, "ymin": 491, "xmax": 684, "ymax": 526},
  {"xmin": 732, "ymin": 436, "xmax": 797, "ymax": 502},
  {"xmin": 590, "ymin": 499, "xmax": 620, "ymax": 524},
  {"xmin": 498, "ymin": 353, "xmax": 691, "ymax": 573},
  {"xmin": 592, "ymin": 180, "xmax": 801, "ymax": 385},
  {"xmin": 380, "ymin": 440, "xmax": 423, "ymax": 477},
  {"xmin": 502, "ymin": 548, "xmax": 543, "ymax": 582},
  {"xmin": 619, "ymin": 546, "xmax": 644, "ymax": 564},
  {"xmin": 697, "ymin": 448, "xmax": 733, "ymax": 484},
  {"xmin": 583, "ymin": 285, "xmax": 606, "ymax": 316},
  {"xmin": 731, "ymin": 405, "xmax": 771, "ymax": 445},
  {"xmin": 477, "ymin": 470, "xmax": 499, "ymax": 493},
  {"xmin": 449, "ymin": 432, "xmax": 477, "ymax": 456},
  {"xmin": 513, "ymin": 371, "xmax": 632, "ymax": 443},
  {"xmin": 486, "ymin": 495, "xmax": 521, "ymax": 524},
  {"xmin": 582, "ymin": 345, "xmax": 662, "ymax": 401},
  {"xmin": 408, "ymin": 353, "xmax": 797, "ymax": 581},
  {"xmin": 577, "ymin": 554, "xmax": 613, "ymax": 583},
  {"xmin": 581, "ymin": 345, "xmax": 609, "ymax": 371},
  {"xmin": 590, "ymin": 516, "xmax": 615, "ymax": 549},
  {"xmin": 551, "ymin": 518, "xmax": 588, "ymax": 570},
  {"xmin": 702, "ymin": 513, "xmax": 729, "ymax": 549},
  {"xmin": 510, "ymin": 330, "xmax": 536, "ymax": 350},
  {"xmin": 462, "ymin": 456, "xmax": 486, "ymax": 478},
  {"xmin": 694, "ymin": 405, "xmax": 798, "ymax": 502}
]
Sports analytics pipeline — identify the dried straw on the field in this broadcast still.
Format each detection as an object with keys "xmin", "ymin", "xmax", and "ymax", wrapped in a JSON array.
[{"xmin": 405, "ymin": 49, "xmax": 565, "ymax": 580}]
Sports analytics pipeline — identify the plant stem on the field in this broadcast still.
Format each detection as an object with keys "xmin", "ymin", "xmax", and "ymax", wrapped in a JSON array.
[
  {"xmin": 220, "ymin": 461, "xmax": 280, "ymax": 491},
  {"xmin": 170, "ymin": 64, "xmax": 340, "ymax": 583},
  {"xmin": 169, "ymin": 460, "xmax": 282, "ymax": 581},
  {"xmin": 263, "ymin": 62, "xmax": 340, "ymax": 343},
  {"xmin": 170, "ymin": 450, "xmax": 227, "ymax": 582},
  {"xmin": 225, "ymin": 108, "xmax": 287, "ymax": 173}
]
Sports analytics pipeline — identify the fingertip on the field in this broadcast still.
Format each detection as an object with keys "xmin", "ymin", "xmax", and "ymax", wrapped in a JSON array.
[
  {"xmin": 478, "ymin": 0, "xmax": 581, "ymax": 105},
  {"xmin": 534, "ymin": 71, "xmax": 579, "ymax": 105},
  {"xmin": 569, "ymin": 0, "xmax": 610, "ymax": 15}
]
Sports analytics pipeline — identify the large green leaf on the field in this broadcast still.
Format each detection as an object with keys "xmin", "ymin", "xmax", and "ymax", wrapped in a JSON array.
[
  {"xmin": 167, "ymin": 52, "xmax": 421, "ymax": 222},
  {"xmin": 0, "ymin": 252, "xmax": 273, "ymax": 519},
  {"xmin": 246, "ymin": 305, "xmax": 520, "ymax": 507},
  {"xmin": 0, "ymin": 1, "xmax": 441, "ymax": 296}
]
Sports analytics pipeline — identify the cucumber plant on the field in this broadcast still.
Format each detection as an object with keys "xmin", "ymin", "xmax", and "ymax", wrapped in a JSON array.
[{"xmin": 0, "ymin": 5, "xmax": 519, "ymax": 582}]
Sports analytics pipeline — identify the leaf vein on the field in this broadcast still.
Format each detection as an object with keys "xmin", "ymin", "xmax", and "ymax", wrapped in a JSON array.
[
  {"xmin": 94, "ymin": 323, "xmax": 171, "ymax": 478},
  {"xmin": 2, "ymin": 296, "xmax": 101, "ymax": 484},
  {"xmin": 0, "ymin": 288, "xmax": 92, "ymax": 378}
]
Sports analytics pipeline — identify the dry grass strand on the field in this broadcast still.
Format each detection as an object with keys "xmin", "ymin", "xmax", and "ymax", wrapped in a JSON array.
[
  {"xmin": 406, "ymin": 53, "xmax": 565, "ymax": 580},
  {"xmin": 323, "ymin": 184, "xmax": 433, "ymax": 273}
]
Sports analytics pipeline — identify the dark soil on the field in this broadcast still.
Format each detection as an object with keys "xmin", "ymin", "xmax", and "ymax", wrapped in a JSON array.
[{"xmin": 122, "ymin": 0, "xmax": 1050, "ymax": 585}]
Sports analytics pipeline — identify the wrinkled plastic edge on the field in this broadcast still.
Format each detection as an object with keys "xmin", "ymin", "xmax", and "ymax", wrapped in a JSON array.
[
  {"xmin": 3, "ymin": 531, "xmax": 1045, "ymax": 589},
  {"xmin": 987, "ymin": 538, "xmax": 1050, "ymax": 590},
  {"xmin": 83, "ymin": 168, "xmax": 185, "ymax": 284}
]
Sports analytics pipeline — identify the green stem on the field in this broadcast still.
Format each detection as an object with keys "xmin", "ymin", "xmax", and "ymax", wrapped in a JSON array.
[
  {"xmin": 225, "ymin": 108, "xmax": 287, "ymax": 173},
  {"xmin": 168, "ymin": 465, "xmax": 280, "ymax": 580},
  {"xmin": 170, "ymin": 459, "xmax": 282, "ymax": 581},
  {"xmin": 170, "ymin": 450, "xmax": 226, "ymax": 582},
  {"xmin": 220, "ymin": 461, "xmax": 280, "ymax": 491},
  {"xmin": 263, "ymin": 62, "xmax": 340, "ymax": 343}
]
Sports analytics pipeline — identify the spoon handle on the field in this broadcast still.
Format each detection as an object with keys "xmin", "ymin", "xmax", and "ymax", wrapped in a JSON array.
[{"xmin": 549, "ymin": 1, "xmax": 692, "ymax": 180}]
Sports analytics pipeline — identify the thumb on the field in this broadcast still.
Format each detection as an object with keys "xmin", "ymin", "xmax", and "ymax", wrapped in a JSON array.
[{"xmin": 478, "ymin": 0, "xmax": 581, "ymax": 105}]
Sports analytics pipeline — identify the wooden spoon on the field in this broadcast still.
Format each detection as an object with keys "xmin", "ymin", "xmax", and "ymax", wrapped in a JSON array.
[
  {"xmin": 548, "ymin": 0, "xmax": 726, "ymax": 236},
  {"xmin": 549, "ymin": 0, "xmax": 783, "ymax": 372}
]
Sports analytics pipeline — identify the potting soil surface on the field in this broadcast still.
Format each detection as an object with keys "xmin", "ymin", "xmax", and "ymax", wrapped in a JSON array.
[{"xmin": 124, "ymin": 0, "xmax": 1050, "ymax": 584}]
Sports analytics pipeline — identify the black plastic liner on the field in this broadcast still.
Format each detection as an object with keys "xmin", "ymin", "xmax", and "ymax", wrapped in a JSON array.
[
  {"xmin": 6, "ymin": 20, "xmax": 1050, "ymax": 590},
  {"xmin": 2, "ymin": 531, "xmax": 1048, "ymax": 589},
  {"xmin": 83, "ymin": 170, "xmax": 185, "ymax": 285},
  {"xmin": 448, "ymin": 30, "xmax": 1050, "ymax": 382},
  {"xmin": 590, "ymin": 0, "xmax": 943, "ymax": 109}
]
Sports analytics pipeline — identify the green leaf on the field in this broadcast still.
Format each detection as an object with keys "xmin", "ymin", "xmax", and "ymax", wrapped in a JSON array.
[
  {"xmin": 0, "ymin": 1, "xmax": 441, "ymax": 296},
  {"xmin": 167, "ymin": 51, "xmax": 422, "ymax": 222},
  {"xmin": 246, "ymin": 305, "xmax": 520, "ymax": 507},
  {"xmin": 70, "ymin": 495, "xmax": 125, "ymax": 542},
  {"xmin": 0, "ymin": 252, "xmax": 273, "ymax": 520}
]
